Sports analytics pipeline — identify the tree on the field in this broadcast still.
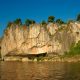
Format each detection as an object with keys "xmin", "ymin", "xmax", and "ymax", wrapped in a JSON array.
[
  {"xmin": 7, "ymin": 22, "xmax": 13, "ymax": 28},
  {"xmin": 14, "ymin": 18, "xmax": 22, "ymax": 25},
  {"xmin": 76, "ymin": 14, "xmax": 80, "ymax": 21},
  {"xmin": 41, "ymin": 20, "xmax": 47, "ymax": 25},
  {"xmin": 56, "ymin": 19, "xmax": 64, "ymax": 24},
  {"xmin": 48, "ymin": 16, "xmax": 55, "ymax": 22},
  {"xmin": 25, "ymin": 19, "xmax": 35, "ymax": 26},
  {"xmin": 31, "ymin": 20, "xmax": 35, "ymax": 24}
]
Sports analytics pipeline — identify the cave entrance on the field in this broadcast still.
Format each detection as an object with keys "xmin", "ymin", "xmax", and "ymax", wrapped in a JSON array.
[{"xmin": 27, "ymin": 53, "xmax": 47, "ymax": 59}]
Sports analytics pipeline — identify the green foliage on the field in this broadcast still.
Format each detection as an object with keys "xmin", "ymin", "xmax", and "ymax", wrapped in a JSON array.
[
  {"xmin": 66, "ymin": 41, "xmax": 80, "ymax": 56},
  {"xmin": 56, "ymin": 19, "xmax": 64, "ymax": 24},
  {"xmin": 48, "ymin": 16, "xmax": 55, "ymax": 22},
  {"xmin": 7, "ymin": 22, "xmax": 13, "ymax": 28},
  {"xmin": 41, "ymin": 20, "xmax": 47, "ymax": 25},
  {"xmin": 14, "ymin": 18, "xmax": 22, "ymax": 25},
  {"xmin": 76, "ymin": 14, "xmax": 80, "ymax": 21},
  {"xmin": 25, "ymin": 19, "xmax": 35, "ymax": 26}
]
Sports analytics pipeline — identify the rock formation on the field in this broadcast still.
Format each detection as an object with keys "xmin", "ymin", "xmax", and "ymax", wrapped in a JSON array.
[{"xmin": 1, "ymin": 22, "xmax": 80, "ymax": 59}]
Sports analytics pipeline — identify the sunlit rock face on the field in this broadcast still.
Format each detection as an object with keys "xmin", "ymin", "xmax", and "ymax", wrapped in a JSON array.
[
  {"xmin": 1, "ymin": 22, "xmax": 80, "ymax": 58},
  {"xmin": 47, "ymin": 23, "xmax": 58, "ymax": 35}
]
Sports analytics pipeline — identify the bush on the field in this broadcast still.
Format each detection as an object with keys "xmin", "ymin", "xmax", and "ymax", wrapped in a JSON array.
[
  {"xmin": 41, "ymin": 20, "xmax": 47, "ymax": 25},
  {"xmin": 14, "ymin": 18, "xmax": 22, "ymax": 25},
  {"xmin": 76, "ymin": 14, "xmax": 80, "ymax": 21},
  {"xmin": 66, "ymin": 41, "xmax": 80, "ymax": 56},
  {"xmin": 56, "ymin": 19, "xmax": 64, "ymax": 24},
  {"xmin": 25, "ymin": 19, "xmax": 35, "ymax": 26},
  {"xmin": 48, "ymin": 16, "xmax": 55, "ymax": 22},
  {"xmin": 7, "ymin": 22, "xmax": 13, "ymax": 28}
]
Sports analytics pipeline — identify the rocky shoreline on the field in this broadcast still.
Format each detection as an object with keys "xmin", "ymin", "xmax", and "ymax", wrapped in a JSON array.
[{"xmin": 1, "ymin": 55, "xmax": 80, "ymax": 62}]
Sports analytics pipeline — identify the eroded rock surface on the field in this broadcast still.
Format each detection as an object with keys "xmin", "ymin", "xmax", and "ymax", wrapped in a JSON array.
[{"xmin": 1, "ymin": 22, "xmax": 80, "ymax": 58}]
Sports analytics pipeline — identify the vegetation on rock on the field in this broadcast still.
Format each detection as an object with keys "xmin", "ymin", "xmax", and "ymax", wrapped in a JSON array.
[
  {"xmin": 66, "ymin": 41, "xmax": 80, "ymax": 56},
  {"xmin": 14, "ymin": 18, "xmax": 22, "ymax": 25},
  {"xmin": 41, "ymin": 20, "xmax": 47, "ymax": 25},
  {"xmin": 56, "ymin": 19, "xmax": 64, "ymax": 24},
  {"xmin": 48, "ymin": 16, "xmax": 55, "ymax": 22},
  {"xmin": 76, "ymin": 14, "xmax": 80, "ymax": 21},
  {"xmin": 0, "ymin": 14, "xmax": 80, "ymax": 61},
  {"xmin": 25, "ymin": 19, "xmax": 35, "ymax": 26}
]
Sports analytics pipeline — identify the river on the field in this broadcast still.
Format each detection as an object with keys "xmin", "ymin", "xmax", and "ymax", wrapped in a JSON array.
[{"xmin": 0, "ymin": 61, "xmax": 80, "ymax": 80}]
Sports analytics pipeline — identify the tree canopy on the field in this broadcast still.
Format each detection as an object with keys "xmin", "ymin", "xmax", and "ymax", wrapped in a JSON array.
[
  {"xmin": 5, "ymin": 14, "xmax": 80, "ymax": 28},
  {"xmin": 56, "ymin": 19, "xmax": 64, "ymax": 24},
  {"xmin": 48, "ymin": 16, "xmax": 55, "ymax": 22},
  {"xmin": 25, "ymin": 19, "xmax": 35, "ymax": 26},
  {"xmin": 41, "ymin": 20, "xmax": 47, "ymax": 25},
  {"xmin": 7, "ymin": 22, "xmax": 13, "ymax": 28},
  {"xmin": 14, "ymin": 18, "xmax": 22, "ymax": 25},
  {"xmin": 76, "ymin": 14, "xmax": 80, "ymax": 21}
]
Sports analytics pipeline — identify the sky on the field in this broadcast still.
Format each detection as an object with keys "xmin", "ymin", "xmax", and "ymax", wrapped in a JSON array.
[{"xmin": 0, "ymin": 0, "xmax": 80, "ymax": 37}]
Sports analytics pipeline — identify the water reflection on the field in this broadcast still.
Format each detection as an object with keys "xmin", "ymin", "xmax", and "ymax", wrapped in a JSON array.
[{"xmin": 0, "ymin": 61, "xmax": 80, "ymax": 80}]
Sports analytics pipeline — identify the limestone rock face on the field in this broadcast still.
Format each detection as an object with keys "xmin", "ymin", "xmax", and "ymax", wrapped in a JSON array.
[
  {"xmin": 47, "ymin": 23, "xmax": 58, "ymax": 35},
  {"xmin": 28, "ymin": 24, "xmax": 40, "ymax": 38},
  {"xmin": 1, "ymin": 22, "xmax": 80, "ymax": 58}
]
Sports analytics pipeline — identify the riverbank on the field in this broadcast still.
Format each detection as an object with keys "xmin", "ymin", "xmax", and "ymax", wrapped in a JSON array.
[{"xmin": 1, "ymin": 55, "xmax": 80, "ymax": 62}]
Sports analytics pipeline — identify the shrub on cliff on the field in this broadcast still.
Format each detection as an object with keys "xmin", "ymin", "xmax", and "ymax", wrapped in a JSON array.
[
  {"xmin": 25, "ymin": 19, "xmax": 35, "ymax": 26},
  {"xmin": 48, "ymin": 16, "xmax": 55, "ymax": 22},
  {"xmin": 41, "ymin": 20, "xmax": 47, "ymax": 25},
  {"xmin": 14, "ymin": 18, "xmax": 22, "ymax": 25},
  {"xmin": 76, "ymin": 14, "xmax": 80, "ymax": 21},
  {"xmin": 56, "ymin": 19, "xmax": 64, "ymax": 24},
  {"xmin": 7, "ymin": 22, "xmax": 13, "ymax": 28},
  {"xmin": 66, "ymin": 41, "xmax": 80, "ymax": 56}
]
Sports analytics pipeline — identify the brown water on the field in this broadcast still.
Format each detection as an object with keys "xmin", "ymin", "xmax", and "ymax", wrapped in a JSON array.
[{"xmin": 0, "ymin": 62, "xmax": 80, "ymax": 80}]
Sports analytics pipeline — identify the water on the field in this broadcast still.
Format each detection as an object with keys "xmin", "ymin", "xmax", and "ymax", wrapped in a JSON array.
[{"xmin": 0, "ymin": 62, "xmax": 80, "ymax": 80}]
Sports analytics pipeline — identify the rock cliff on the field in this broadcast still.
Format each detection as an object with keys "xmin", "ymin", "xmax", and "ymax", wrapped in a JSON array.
[{"xmin": 1, "ymin": 22, "xmax": 80, "ymax": 59}]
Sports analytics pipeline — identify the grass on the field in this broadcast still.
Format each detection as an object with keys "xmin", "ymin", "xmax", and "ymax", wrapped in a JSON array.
[{"xmin": 64, "ymin": 41, "xmax": 80, "ymax": 56}]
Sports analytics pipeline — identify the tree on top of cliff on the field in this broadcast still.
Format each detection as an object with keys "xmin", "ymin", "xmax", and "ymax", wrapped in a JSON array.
[
  {"xmin": 41, "ymin": 20, "xmax": 47, "ymax": 26},
  {"xmin": 56, "ymin": 19, "xmax": 64, "ymax": 25},
  {"xmin": 14, "ymin": 18, "xmax": 22, "ymax": 25},
  {"xmin": 7, "ymin": 22, "xmax": 13, "ymax": 28},
  {"xmin": 48, "ymin": 16, "xmax": 55, "ymax": 23},
  {"xmin": 25, "ymin": 19, "xmax": 35, "ymax": 26},
  {"xmin": 76, "ymin": 14, "xmax": 80, "ymax": 21}
]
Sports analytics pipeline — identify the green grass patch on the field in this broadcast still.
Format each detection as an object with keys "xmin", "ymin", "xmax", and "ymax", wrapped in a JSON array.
[{"xmin": 64, "ymin": 41, "xmax": 80, "ymax": 57}]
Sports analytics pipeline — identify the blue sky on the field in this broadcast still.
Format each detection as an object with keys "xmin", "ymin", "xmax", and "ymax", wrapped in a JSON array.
[{"xmin": 0, "ymin": 0, "xmax": 80, "ymax": 37}]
